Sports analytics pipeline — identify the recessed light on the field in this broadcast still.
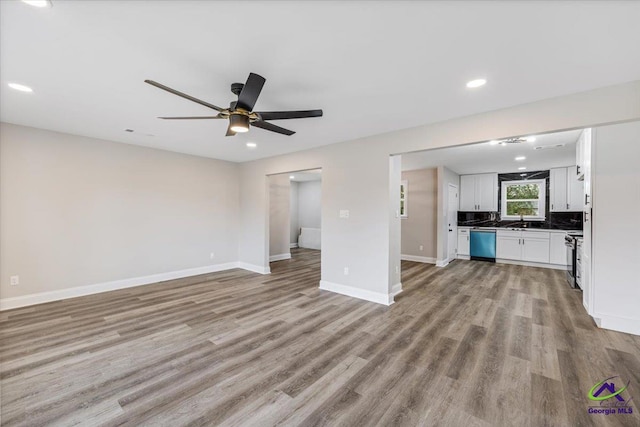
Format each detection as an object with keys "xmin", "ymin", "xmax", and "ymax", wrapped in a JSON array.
[
  {"xmin": 526, "ymin": 136, "xmax": 536, "ymax": 142},
  {"xmin": 489, "ymin": 140, "xmax": 499, "ymax": 145},
  {"xmin": 466, "ymin": 78, "xmax": 487, "ymax": 88},
  {"xmin": 8, "ymin": 82, "xmax": 33, "ymax": 93},
  {"xmin": 246, "ymin": 142, "xmax": 257, "ymax": 148},
  {"xmin": 21, "ymin": 0, "xmax": 52, "ymax": 7},
  {"xmin": 515, "ymin": 156, "xmax": 526, "ymax": 161},
  {"xmin": 289, "ymin": 175, "xmax": 295, "ymax": 180},
  {"xmin": 518, "ymin": 167, "xmax": 527, "ymax": 170}
]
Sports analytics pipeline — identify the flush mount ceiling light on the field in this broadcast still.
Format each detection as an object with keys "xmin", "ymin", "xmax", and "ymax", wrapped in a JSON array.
[
  {"xmin": 8, "ymin": 82, "xmax": 33, "ymax": 93},
  {"xmin": 466, "ymin": 78, "xmax": 487, "ymax": 88},
  {"xmin": 526, "ymin": 136, "xmax": 536, "ymax": 142},
  {"xmin": 21, "ymin": 0, "xmax": 52, "ymax": 7},
  {"xmin": 289, "ymin": 175, "xmax": 295, "ymax": 180},
  {"xmin": 515, "ymin": 156, "xmax": 526, "ymax": 161},
  {"xmin": 246, "ymin": 142, "xmax": 257, "ymax": 148}
]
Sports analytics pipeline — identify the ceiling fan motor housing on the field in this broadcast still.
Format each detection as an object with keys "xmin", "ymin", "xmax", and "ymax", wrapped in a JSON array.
[{"xmin": 231, "ymin": 83, "xmax": 244, "ymax": 96}]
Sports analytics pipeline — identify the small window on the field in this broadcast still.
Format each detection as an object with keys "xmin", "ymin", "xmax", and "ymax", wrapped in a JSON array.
[
  {"xmin": 501, "ymin": 179, "xmax": 546, "ymax": 221},
  {"xmin": 400, "ymin": 180, "xmax": 408, "ymax": 218}
]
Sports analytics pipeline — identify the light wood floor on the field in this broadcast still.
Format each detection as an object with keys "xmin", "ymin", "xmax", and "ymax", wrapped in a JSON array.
[{"xmin": 1, "ymin": 249, "xmax": 639, "ymax": 426}]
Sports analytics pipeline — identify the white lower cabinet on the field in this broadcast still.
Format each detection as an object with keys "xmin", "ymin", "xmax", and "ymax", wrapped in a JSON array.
[
  {"xmin": 496, "ymin": 230, "xmax": 550, "ymax": 263},
  {"xmin": 522, "ymin": 236, "xmax": 550, "ymax": 263},
  {"xmin": 549, "ymin": 232, "xmax": 567, "ymax": 265},
  {"xmin": 496, "ymin": 232, "xmax": 521, "ymax": 260},
  {"xmin": 457, "ymin": 229, "xmax": 470, "ymax": 256}
]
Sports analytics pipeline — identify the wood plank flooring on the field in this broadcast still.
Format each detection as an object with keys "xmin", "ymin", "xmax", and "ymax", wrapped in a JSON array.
[{"xmin": 1, "ymin": 249, "xmax": 640, "ymax": 426}]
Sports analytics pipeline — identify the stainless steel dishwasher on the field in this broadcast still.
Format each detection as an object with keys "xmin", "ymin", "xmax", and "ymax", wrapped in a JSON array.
[{"xmin": 470, "ymin": 229, "xmax": 496, "ymax": 262}]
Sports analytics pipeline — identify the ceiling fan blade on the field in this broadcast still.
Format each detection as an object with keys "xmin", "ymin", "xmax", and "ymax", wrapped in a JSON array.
[
  {"xmin": 251, "ymin": 120, "xmax": 295, "ymax": 136},
  {"xmin": 236, "ymin": 73, "xmax": 266, "ymax": 111},
  {"xmin": 159, "ymin": 116, "xmax": 223, "ymax": 120},
  {"xmin": 145, "ymin": 80, "xmax": 224, "ymax": 112},
  {"xmin": 225, "ymin": 123, "xmax": 236, "ymax": 137},
  {"xmin": 256, "ymin": 110, "xmax": 323, "ymax": 120}
]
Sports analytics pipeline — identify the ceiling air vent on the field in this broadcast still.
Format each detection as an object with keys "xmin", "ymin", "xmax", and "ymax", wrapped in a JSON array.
[{"xmin": 534, "ymin": 144, "xmax": 565, "ymax": 150}]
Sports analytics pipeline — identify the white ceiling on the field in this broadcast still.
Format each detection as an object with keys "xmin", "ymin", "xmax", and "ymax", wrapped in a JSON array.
[
  {"xmin": 401, "ymin": 129, "xmax": 581, "ymax": 174},
  {"xmin": 2, "ymin": 1, "xmax": 639, "ymax": 163}
]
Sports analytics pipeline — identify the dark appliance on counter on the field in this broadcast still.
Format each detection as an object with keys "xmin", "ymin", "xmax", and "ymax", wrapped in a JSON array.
[
  {"xmin": 470, "ymin": 229, "xmax": 496, "ymax": 262},
  {"xmin": 565, "ymin": 232, "xmax": 583, "ymax": 289}
]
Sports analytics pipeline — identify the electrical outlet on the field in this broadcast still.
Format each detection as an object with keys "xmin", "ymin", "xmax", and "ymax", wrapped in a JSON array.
[
  {"xmin": 339, "ymin": 210, "xmax": 350, "ymax": 219},
  {"xmin": 419, "ymin": 245, "xmax": 424, "ymax": 251},
  {"xmin": 10, "ymin": 275, "xmax": 19, "ymax": 286},
  {"xmin": 210, "ymin": 252, "xmax": 215, "ymax": 260},
  {"xmin": 343, "ymin": 267, "xmax": 349, "ymax": 275}
]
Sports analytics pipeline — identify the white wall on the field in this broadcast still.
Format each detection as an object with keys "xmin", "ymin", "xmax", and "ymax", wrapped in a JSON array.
[
  {"xmin": 0, "ymin": 123, "xmax": 240, "ymax": 304},
  {"xmin": 238, "ymin": 81, "xmax": 640, "ymax": 305},
  {"xmin": 436, "ymin": 166, "xmax": 460, "ymax": 264},
  {"xmin": 289, "ymin": 181, "xmax": 299, "ymax": 246},
  {"xmin": 297, "ymin": 181, "xmax": 322, "ymax": 229},
  {"xmin": 592, "ymin": 120, "xmax": 640, "ymax": 335},
  {"xmin": 401, "ymin": 168, "xmax": 437, "ymax": 260},
  {"xmin": 268, "ymin": 174, "xmax": 291, "ymax": 259}
]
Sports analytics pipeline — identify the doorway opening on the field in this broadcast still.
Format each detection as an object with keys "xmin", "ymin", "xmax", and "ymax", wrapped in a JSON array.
[{"xmin": 268, "ymin": 169, "xmax": 322, "ymax": 271}]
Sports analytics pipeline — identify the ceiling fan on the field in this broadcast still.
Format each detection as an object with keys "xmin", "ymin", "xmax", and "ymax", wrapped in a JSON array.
[{"xmin": 145, "ymin": 73, "xmax": 323, "ymax": 137}]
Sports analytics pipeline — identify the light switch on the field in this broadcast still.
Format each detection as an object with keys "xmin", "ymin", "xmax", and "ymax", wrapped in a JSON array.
[{"xmin": 339, "ymin": 210, "xmax": 350, "ymax": 219}]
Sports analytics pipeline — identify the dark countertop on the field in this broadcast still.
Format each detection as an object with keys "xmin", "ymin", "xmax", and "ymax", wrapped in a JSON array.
[{"xmin": 457, "ymin": 220, "xmax": 582, "ymax": 231}]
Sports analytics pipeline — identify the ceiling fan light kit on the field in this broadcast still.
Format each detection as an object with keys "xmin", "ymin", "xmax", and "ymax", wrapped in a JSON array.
[
  {"xmin": 145, "ymin": 72, "xmax": 323, "ymax": 137},
  {"xmin": 229, "ymin": 114, "xmax": 249, "ymax": 133}
]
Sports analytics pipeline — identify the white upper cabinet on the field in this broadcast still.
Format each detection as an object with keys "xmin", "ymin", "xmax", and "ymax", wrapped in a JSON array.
[
  {"xmin": 550, "ymin": 167, "xmax": 568, "ymax": 212},
  {"xmin": 576, "ymin": 128, "xmax": 591, "ymax": 183},
  {"xmin": 459, "ymin": 173, "xmax": 498, "ymax": 212},
  {"xmin": 550, "ymin": 166, "xmax": 584, "ymax": 212},
  {"xmin": 567, "ymin": 165, "xmax": 585, "ymax": 211}
]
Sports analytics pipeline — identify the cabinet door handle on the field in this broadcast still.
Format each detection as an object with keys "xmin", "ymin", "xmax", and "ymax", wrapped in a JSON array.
[
  {"xmin": 567, "ymin": 203, "xmax": 570, "ymax": 210},
  {"xmin": 552, "ymin": 204, "xmax": 554, "ymax": 210},
  {"xmin": 577, "ymin": 165, "xmax": 581, "ymax": 174},
  {"xmin": 467, "ymin": 236, "xmax": 469, "ymax": 241}
]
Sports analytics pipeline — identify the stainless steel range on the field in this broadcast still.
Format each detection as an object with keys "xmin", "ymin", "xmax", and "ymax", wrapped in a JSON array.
[{"xmin": 565, "ymin": 232, "xmax": 583, "ymax": 289}]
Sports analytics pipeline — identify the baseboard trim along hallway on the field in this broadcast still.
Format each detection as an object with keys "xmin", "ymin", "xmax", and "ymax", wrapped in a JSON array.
[
  {"xmin": 400, "ymin": 254, "xmax": 436, "ymax": 264},
  {"xmin": 269, "ymin": 253, "xmax": 292, "ymax": 262}
]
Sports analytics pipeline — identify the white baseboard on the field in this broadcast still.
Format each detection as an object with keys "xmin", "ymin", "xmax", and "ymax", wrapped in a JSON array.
[
  {"xmin": 391, "ymin": 282, "xmax": 403, "ymax": 297},
  {"xmin": 269, "ymin": 253, "xmax": 292, "ymax": 262},
  {"xmin": 237, "ymin": 262, "xmax": 271, "ymax": 275},
  {"xmin": 496, "ymin": 259, "xmax": 567, "ymax": 270},
  {"xmin": 436, "ymin": 259, "xmax": 450, "ymax": 268},
  {"xmin": 401, "ymin": 254, "xmax": 436, "ymax": 264},
  {"xmin": 289, "ymin": 243, "xmax": 298, "ymax": 249},
  {"xmin": 319, "ymin": 280, "xmax": 394, "ymax": 306},
  {"xmin": 457, "ymin": 255, "xmax": 470, "ymax": 260},
  {"xmin": 0, "ymin": 262, "xmax": 237, "ymax": 311},
  {"xmin": 594, "ymin": 312, "xmax": 640, "ymax": 336},
  {"xmin": 0, "ymin": 261, "xmax": 272, "ymax": 311}
]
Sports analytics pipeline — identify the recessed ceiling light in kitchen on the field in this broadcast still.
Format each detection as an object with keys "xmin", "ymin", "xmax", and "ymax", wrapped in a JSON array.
[
  {"xmin": 21, "ymin": 0, "xmax": 52, "ymax": 7},
  {"xmin": 515, "ymin": 156, "xmax": 526, "ymax": 161},
  {"xmin": 466, "ymin": 78, "xmax": 487, "ymax": 88},
  {"xmin": 8, "ymin": 82, "xmax": 33, "ymax": 93}
]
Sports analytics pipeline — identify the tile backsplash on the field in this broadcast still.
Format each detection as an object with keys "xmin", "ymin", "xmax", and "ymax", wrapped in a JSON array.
[{"xmin": 457, "ymin": 170, "xmax": 583, "ymax": 230}]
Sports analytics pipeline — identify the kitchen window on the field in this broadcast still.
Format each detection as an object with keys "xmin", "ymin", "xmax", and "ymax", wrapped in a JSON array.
[{"xmin": 500, "ymin": 179, "xmax": 546, "ymax": 221}]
